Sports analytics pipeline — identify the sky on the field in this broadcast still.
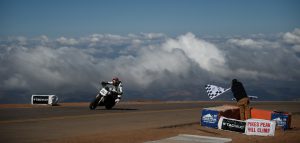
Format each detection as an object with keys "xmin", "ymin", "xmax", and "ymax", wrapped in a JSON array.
[
  {"xmin": 0, "ymin": 0, "xmax": 300, "ymax": 103},
  {"xmin": 1, "ymin": 0, "xmax": 300, "ymax": 37}
]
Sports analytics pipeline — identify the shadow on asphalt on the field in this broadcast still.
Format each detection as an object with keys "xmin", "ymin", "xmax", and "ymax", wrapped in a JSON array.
[{"xmin": 96, "ymin": 108, "xmax": 139, "ymax": 111}]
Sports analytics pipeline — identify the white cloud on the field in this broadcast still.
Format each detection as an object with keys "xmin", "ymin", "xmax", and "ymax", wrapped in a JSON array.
[
  {"xmin": 228, "ymin": 38, "xmax": 262, "ymax": 48},
  {"xmin": 227, "ymin": 38, "xmax": 280, "ymax": 49},
  {"xmin": 283, "ymin": 28, "xmax": 300, "ymax": 45},
  {"xmin": 15, "ymin": 36, "xmax": 27, "ymax": 45},
  {"xmin": 80, "ymin": 33, "xmax": 223, "ymax": 88},
  {"xmin": 1, "ymin": 30, "xmax": 300, "ymax": 102},
  {"xmin": 140, "ymin": 33, "xmax": 166, "ymax": 39},
  {"xmin": 233, "ymin": 68, "xmax": 285, "ymax": 80},
  {"xmin": 224, "ymin": 31, "xmax": 300, "ymax": 80},
  {"xmin": 292, "ymin": 45, "xmax": 300, "ymax": 52},
  {"xmin": 39, "ymin": 35, "xmax": 49, "ymax": 42},
  {"xmin": 3, "ymin": 74, "xmax": 28, "ymax": 89},
  {"xmin": 56, "ymin": 37, "xmax": 79, "ymax": 45},
  {"xmin": 1, "ymin": 33, "xmax": 226, "ymax": 94},
  {"xmin": 118, "ymin": 47, "xmax": 192, "ymax": 87},
  {"xmin": 162, "ymin": 33, "xmax": 227, "ymax": 74}
]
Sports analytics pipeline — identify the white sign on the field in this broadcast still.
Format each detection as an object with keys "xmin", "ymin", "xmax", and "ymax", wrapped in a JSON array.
[
  {"xmin": 245, "ymin": 119, "xmax": 276, "ymax": 136},
  {"xmin": 31, "ymin": 95, "xmax": 59, "ymax": 105},
  {"xmin": 99, "ymin": 88, "xmax": 108, "ymax": 96}
]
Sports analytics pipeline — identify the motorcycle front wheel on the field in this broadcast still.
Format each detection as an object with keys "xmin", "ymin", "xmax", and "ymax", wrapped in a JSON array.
[{"xmin": 89, "ymin": 95, "xmax": 101, "ymax": 110}]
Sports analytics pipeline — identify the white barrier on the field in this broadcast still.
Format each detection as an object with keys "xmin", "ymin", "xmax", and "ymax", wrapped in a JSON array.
[
  {"xmin": 31, "ymin": 95, "xmax": 59, "ymax": 105},
  {"xmin": 245, "ymin": 119, "xmax": 276, "ymax": 136}
]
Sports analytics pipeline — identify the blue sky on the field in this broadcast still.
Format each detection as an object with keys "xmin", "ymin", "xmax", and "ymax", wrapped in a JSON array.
[
  {"xmin": 1, "ymin": 0, "xmax": 300, "ymax": 103},
  {"xmin": 1, "ymin": 0, "xmax": 300, "ymax": 37}
]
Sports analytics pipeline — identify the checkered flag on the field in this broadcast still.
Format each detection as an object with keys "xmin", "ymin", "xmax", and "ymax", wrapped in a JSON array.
[{"xmin": 205, "ymin": 84, "xmax": 231, "ymax": 99}]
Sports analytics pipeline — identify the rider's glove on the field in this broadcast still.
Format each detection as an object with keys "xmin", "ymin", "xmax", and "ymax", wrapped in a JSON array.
[
  {"xmin": 115, "ymin": 98, "xmax": 120, "ymax": 104},
  {"xmin": 101, "ymin": 81, "xmax": 108, "ymax": 86}
]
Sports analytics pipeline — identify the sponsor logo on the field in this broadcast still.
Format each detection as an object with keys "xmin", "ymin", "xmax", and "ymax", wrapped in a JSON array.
[
  {"xmin": 202, "ymin": 114, "xmax": 217, "ymax": 123},
  {"xmin": 222, "ymin": 122, "xmax": 245, "ymax": 130},
  {"xmin": 32, "ymin": 96, "xmax": 49, "ymax": 104},
  {"xmin": 272, "ymin": 117, "xmax": 286, "ymax": 126},
  {"xmin": 221, "ymin": 118, "xmax": 246, "ymax": 133}
]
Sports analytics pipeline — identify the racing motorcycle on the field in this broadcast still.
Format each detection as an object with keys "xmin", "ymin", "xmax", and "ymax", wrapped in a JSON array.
[{"xmin": 89, "ymin": 84, "xmax": 118, "ymax": 110}]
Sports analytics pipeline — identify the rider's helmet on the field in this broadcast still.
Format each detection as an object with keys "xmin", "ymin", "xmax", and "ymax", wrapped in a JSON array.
[{"xmin": 112, "ymin": 77, "xmax": 120, "ymax": 86}]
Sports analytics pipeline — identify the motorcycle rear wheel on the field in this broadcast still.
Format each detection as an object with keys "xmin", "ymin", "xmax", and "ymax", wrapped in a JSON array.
[
  {"xmin": 104, "ymin": 96, "xmax": 116, "ymax": 110},
  {"xmin": 105, "ymin": 104, "xmax": 114, "ymax": 110}
]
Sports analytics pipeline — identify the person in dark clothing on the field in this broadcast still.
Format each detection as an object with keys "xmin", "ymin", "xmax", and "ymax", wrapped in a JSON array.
[{"xmin": 231, "ymin": 79, "xmax": 251, "ymax": 120}]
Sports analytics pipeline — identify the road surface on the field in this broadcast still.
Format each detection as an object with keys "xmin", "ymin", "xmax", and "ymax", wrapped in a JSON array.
[{"xmin": 1, "ymin": 101, "xmax": 299, "ymax": 143}]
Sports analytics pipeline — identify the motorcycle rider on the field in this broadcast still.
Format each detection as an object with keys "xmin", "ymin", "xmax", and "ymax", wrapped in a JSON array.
[{"xmin": 101, "ymin": 77, "xmax": 123, "ymax": 103}]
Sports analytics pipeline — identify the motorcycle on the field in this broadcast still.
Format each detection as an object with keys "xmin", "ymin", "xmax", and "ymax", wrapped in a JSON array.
[{"xmin": 89, "ymin": 84, "xmax": 118, "ymax": 110}]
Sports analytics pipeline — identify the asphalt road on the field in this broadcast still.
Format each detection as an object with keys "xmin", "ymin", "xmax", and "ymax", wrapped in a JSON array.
[
  {"xmin": 1, "ymin": 101, "xmax": 299, "ymax": 143},
  {"xmin": 0, "ymin": 101, "xmax": 222, "ymax": 143}
]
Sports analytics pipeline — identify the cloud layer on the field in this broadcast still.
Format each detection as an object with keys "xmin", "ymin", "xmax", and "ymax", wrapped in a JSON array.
[{"xmin": 1, "ymin": 29, "xmax": 300, "ymax": 103}]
